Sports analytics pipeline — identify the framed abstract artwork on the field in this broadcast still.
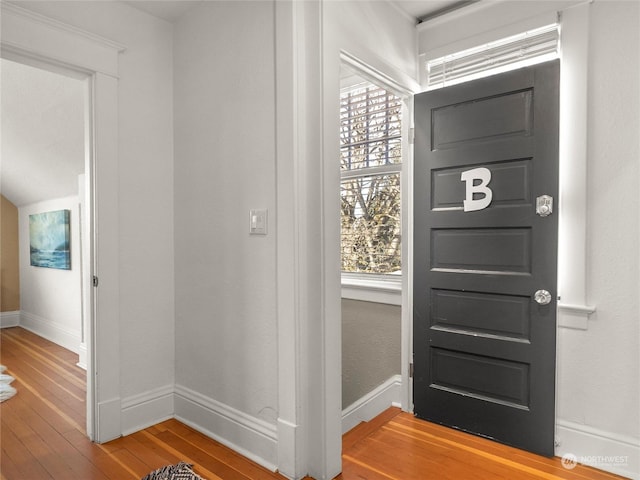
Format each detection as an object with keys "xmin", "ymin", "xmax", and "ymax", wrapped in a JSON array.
[{"xmin": 29, "ymin": 210, "xmax": 71, "ymax": 270}]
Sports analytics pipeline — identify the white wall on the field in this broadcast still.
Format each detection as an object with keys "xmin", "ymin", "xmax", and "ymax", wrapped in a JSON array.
[
  {"xmin": 12, "ymin": 0, "xmax": 176, "ymax": 429},
  {"xmin": 173, "ymin": 0, "xmax": 279, "ymax": 467},
  {"xmin": 18, "ymin": 197, "xmax": 82, "ymax": 352},
  {"xmin": 581, "ymin": 0, "xmax": 639, "ymax": 437},
  {"xmin": 556, "ymin": 1, "xmax": 639, "ymax": 475},
  {"xmin": 342, "ymin": 300, "xmax": 401, "ymax": 408}
]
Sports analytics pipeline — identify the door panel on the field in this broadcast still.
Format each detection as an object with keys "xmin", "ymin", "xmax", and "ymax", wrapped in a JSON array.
[
  {"xmin": 431, "ymin": 89, "xmax": 533, "ymax": 150},
  {"xmin": 432, "ymin": 158, "xmax": 533, "ymax": 210},
  {"xmin": 431, "ymin": 227, "xmax": 533, "ymax": 273},
  {"xmin": 430, "ymin": 289, "xmax": 531, "ymax": 340},
  {"xmin": 429, "ymin": 348, "xmax": 530, "ymax": 408},
  {"xmin": 413, "ymin": 61, "xmax": 559, "ymax": 456}
]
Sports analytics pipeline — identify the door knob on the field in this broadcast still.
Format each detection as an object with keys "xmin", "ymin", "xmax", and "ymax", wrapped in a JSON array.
[{"xmin": 534, "ymin": 289, "xmax": 552, "ymax": 305}]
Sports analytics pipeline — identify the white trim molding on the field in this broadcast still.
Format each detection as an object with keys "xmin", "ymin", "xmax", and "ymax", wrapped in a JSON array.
[
  {"xmin": 174, "ymin": 384, "xmax": 278, "ymax": 473},
  {"xmin": 97, "ymin": 397, "xmax": 122, "ymax": 442},
  {"xmin": 274, "ymin": 1, "xmax": 308, "ymax": 477},
  {"xmin": 121, "ymin": 385, "xmax": 174, "ymax": 436},
  {"xmin": 276, "ymin": 1, "xmax": 342, "ymax": 478},
  {"xmin": 340, "ymin": 50, "xmax": 418, "ymax": 98},
  {"xmin": 19, "ymin": 311, "xmax": 81, "ymax": 354},
  {"xmin": 557, "ymin": 302, "xmax": 596, "ymax": 330},
  {"xmin": 341, "ymin": 275, "xmax": 402, "ymax": 305},
  {"xmin": 0, "ymin": 2, "xmax": 125, "ymax": 77},
  {"xmin": 2, "ymin": 1, "xmax": 124, "ymax": 444},
  {"xmin": 556, "ymin": 419, "xmax": 640, "ymax": 479},
  {"xmin": 342, "ymin": 375, "xmax": 402, "ymax": 434},
  {"xmin": 77, "ymin": 342, "xmax": 88, "ymax": 370},
  {"xmin": 417, "ymin": 0, "xmax": 583, "ymax": 57},
  {"xmin": 0, "ymin": 311, "xmax": 20, "ymax": 329},
  {"xmin": 557, "ymin": 1, "xmax": 596, "ymax": 330}
]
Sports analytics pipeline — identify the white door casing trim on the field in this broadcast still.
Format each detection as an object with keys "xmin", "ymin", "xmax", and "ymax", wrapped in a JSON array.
[
  {"xmin": 274, "ymin": 1, "xmax": 304, "ymax": 477},
  {"xmin": 1, "ymin": 2, "xmax": 125, "ymax": 443},
  {"xmin": 275, "ymin": 1, "xmax": 342, "ymax": 478},
  {"xmin": 336, "ymin": 50, "xmax": 417, "ymax": 414},
  {"xmin": 0, "ymin": 3, "xmax": 124, "ymax": 77},
  {"xmin": 556, "ymin": 2, "xmax": 596, "ymax": 330}
]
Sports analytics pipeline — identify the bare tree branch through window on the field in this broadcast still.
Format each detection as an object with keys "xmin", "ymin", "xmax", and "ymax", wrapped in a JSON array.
[{"xmin": 340, "ymin": 83, "xmax": 402, "ymax": 274}]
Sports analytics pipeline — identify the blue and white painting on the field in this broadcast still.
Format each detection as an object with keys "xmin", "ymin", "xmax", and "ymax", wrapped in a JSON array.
[{"xmin": 29, "ymin": 210, "xmax": 71, "ymax": 270}]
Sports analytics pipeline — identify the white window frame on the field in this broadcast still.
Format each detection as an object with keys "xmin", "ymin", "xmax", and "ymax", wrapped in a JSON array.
[{"xmin": 339, "ymin": 55, "xmax": 413, "ymax": 306}]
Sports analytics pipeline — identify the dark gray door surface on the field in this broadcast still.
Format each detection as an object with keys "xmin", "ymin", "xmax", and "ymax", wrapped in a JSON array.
[{"xmin": 413, "ymin": 61, "xmax": 559, "ymax": 456}]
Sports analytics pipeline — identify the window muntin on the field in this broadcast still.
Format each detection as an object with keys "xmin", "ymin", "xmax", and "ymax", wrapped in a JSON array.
[
  {"xmin": 340, "ymin": 82, "xmax": 402, "ymax": 275},
  {"xmin": 340, "ymin": 84, "xmax": 402, "ymax": 171}
]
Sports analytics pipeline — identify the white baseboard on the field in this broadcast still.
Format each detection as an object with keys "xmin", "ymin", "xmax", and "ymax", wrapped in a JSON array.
[
  {"xmin": 556, "ymin": 419, "xmax": 640, "ymax": 479},
  {"xmin": 277, "ymin": 417, "xmax": 304, "ymax": 480},
  {"xmin": 0, "ymin": 311, "xmax": 20, "ymax": 328},
  {"xmin": 174, "ymin": 384, "xmax": 278, "ymax": 472},
  {"xmin": 342, "ymin": 374, "xmax": 402, "ymax": 434},
  {"xmin": 97, "ymin": 397, "xmax": 122, "ymax": 443},
  {"xmin": 77, "ymin": 342, "xmax": 87, "ymax": 370},
  {"xmin": 20, "ymin": 311, "xmax": 81, "ymax": 354},
  {"xmin": 121, "ymin": 385, "xmax": 174, "ymax": 436}
]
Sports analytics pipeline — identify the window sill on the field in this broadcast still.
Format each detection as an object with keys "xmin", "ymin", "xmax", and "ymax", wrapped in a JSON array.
[{"xmin": 341, "ymin": 275, "xmax": 402, "ymax": 306}]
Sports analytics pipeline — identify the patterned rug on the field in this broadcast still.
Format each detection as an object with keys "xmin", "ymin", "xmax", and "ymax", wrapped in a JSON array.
[{"xmin": 141, "ymin": 462, "xmax": 206, "ymax": 480}]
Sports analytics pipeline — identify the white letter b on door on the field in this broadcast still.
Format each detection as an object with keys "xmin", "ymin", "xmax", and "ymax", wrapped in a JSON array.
[{"xmin": 461, "ymin": 167, "xmax": 492, "ymax": 212}]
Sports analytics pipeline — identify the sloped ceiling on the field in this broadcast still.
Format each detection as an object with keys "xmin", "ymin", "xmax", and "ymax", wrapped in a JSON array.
[{"xmin": 1, "ymin": 58, "xmax": 85, "ymax": 208}]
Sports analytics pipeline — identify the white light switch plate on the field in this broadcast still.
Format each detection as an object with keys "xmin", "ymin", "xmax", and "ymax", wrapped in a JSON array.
[{"xmin": 249, "ymin": 209, "xmax": 268, "ymax": 235}]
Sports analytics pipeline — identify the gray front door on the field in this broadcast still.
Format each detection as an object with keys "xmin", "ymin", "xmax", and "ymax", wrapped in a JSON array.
[{"xmin": 413, "ymin": 60, "xmax": 560, "ymax": 456}]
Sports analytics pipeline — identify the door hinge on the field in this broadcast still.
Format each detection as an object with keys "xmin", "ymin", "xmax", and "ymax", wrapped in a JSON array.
[
  {"xmin": 409, "ymin": 127, "xmax": 415, "ymax": 145},
  {"xmin": 409, "ymin": 362, "xmax": 414, "ymax": 378},
  {"xmin": 92, "ymin": 276, "xmax": 99, "ymax": 287}
]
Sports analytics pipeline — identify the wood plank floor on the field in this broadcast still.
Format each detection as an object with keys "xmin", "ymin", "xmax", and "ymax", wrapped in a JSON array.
[
  {"xmin": 339, "ymin": 408, "xmax": 628, "ymax": 480},
  {"xmin": 0, "ymin": 327, "xmax": 628, "ymax": 480}
]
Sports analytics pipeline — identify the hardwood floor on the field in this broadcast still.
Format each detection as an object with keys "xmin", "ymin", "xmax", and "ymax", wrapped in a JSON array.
[
  {"xmin": 0, "ymin": 327, "xmax": 286, "ymax": 480},
  {"xmin": 340, "ymin": 408, "xmax": 628, "ymax": 480},
  {"xmin": 0, "ymin": 327, "xmax": 628, "ymax": 480}
]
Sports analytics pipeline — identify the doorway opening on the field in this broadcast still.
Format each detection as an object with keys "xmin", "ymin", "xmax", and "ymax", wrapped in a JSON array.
[
  {"xmin": 413, "ymin": 60, "xmax": 560, "ymax": 456},
  {"xmin": 0, "ymin": 55, "xmax": 94, "ymax": 437},
  {"xmin": 338, "ymin": 60, "xmax": 413, "ymax": 433}
]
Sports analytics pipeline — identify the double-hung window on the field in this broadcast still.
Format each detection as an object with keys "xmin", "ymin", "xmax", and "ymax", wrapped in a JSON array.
[{"xmin": 340, "ymin": 79, "xmax": 403, "ymax": 291}]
